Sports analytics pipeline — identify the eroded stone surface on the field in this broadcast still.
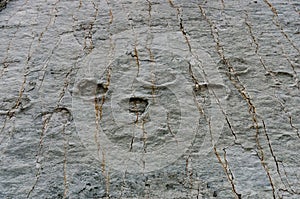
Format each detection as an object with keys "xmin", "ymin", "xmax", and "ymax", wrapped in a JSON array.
[{"xmin": 0, "ymin": 0, "xmax": 299, "ymax": 198}]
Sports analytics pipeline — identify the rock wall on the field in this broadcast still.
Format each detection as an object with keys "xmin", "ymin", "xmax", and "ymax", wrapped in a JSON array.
[{"xmin": 0, "ymin": 0, "xmax": 299, "ymax": 198}]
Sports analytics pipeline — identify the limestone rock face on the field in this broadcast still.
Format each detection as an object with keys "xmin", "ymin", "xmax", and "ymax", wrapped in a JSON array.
[
  {"xmin": 0, "ymin": 0, "xmax": 7, "ymax": 11},
  {"xmin": 0, "ymin": 1, "xmax": 299, "ymax": 198}
]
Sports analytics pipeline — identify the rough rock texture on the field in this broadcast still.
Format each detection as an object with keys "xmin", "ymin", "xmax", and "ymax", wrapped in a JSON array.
[
  {"xmin": 0, "ymin": 0, "xmax": 7, "ymax": 11},
  {"xmin": 0, "ymin": 0, "xmax": 299, "ymax": 198}
]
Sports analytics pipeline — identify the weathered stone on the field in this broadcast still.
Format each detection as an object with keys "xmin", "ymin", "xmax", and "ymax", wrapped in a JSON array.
[
  {"xmin": 0, "ymin": 0, "xmax": 7, "ymax": 12},
  {"xmin": 0, "ymin": 0, "xmax": 299, "ymax": 198}
]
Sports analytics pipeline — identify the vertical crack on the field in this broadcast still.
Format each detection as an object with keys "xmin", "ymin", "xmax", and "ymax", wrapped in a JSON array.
[
  {"xmin": 27, "ymin": 108, "xmax": 72, "ymax": 198},
  {"xmin": 89, "ymin": 11, "xmax": 112, "ymax": 190},
  {"xmin": 38, "ymin": 0, "xmax": 60, "ymax": 42},
  {"xmin": 209, "ymin": 119, "xmax": 241, "ymax": 199},
  {"xmin": 246, "ymin": 7, "xmax": 300, "ymax": 89},
  {"xmin": 220, "ymin": 0, "xmax": 225, "ymax": 10},
  {"xmin": 105, "ymin": 0, "xmax": 115, "ymax": 61},
  {"xmin": 279, "ymin": 161, "xmax": 300, "ymax": 194},
  {"xmin": 27, "ymin": 113, "xmax": 52, "ymax": 198},
  {"xmin": 288, "ymin": 116, "xmax": 300, "ymax": 139},
  {"xmin": 185, "ymin": 154, "xmax": 193, "ymax": 189},
  {"xmin": 245, "ymin": 14, "xmax": 299, "ymax": 194},
  {"xmin": 274, "ymin": 94, "xmax": 300, "ymax": 139},
  {"xmin": 78, "ymin": 0, "xmax": 82, "ymax": 9},
  {"xmin": 121, "ymin": 3, "xmax": 140, "ymax": 77},
  {"xmin": 255, "ymin": 123, "xmax": 276, "ymax": 199},
  {"xmin": 56, "ymin": 67, "xmax": 74, "ymax": 106},
  {"xmin": 105, "ymin": 0, "xmax": 114, "ymax": 24},
  {"xmin": 244, "ymin": 12, "xmax": 280, "ymax": 84},
  {"xmin": 145, "ymin": 0, "xmax": 156, "ymax": 102},
  {"xmin": 262, "ymin": 120, "xmax": 287, "ymax": 187},
  {"xmin": 71, "ymin": 1, "xmax": 83, "ymax": 47},
  {"xmin": 199, "ymin": 4, "xmax": 276, "ymax": 198},
  {"xmin": 168, "ymin": 0, "xmax": 191, "ymax": 51},
  {"xmin": 223, "ymin": 148, "xmax": 242, "ymax": 199},
  {"xmin": 133, "ymin": 47, "xmax": 140, "ymax": 76},
  {"xmin": 189, "ymin": 61, "xmax": 237, "ymax": 141},
  {"xmin": 166, "ymin": 112, "xmax": 178, "ymax": 144},
  {"xmin": 263, "ymin": 0, "xmax": 300, "ymax": 54},
  {"xmin": 141, "ymin": 119, "xmax": 147, "ymax": 153},
  {"xmin": 170, "ymin": 2, "xmax": 237, "ymax": 143},
  {"xmin": 93, "ymin": 75, "xmax": 110, "ymax": 197},
  {"xmin": 83, "ymin": 0, "xmax": 99, "ymax": 54},
  {"xmin": 1, "ymin": 31, "xmax": 35, "ymax": 142},
  {"xmin": 62, "ymin": 124, "xmax": 69, "ymax": 199}
]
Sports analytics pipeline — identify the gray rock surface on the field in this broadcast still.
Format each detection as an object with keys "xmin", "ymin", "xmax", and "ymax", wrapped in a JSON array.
[
  {"xmin": 0, "ymin": 0, "xmax": 7, "ymax": 11},
  {"xmin": 0, "ymin": 0, "xmax": 299, "ymax": 198}
]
